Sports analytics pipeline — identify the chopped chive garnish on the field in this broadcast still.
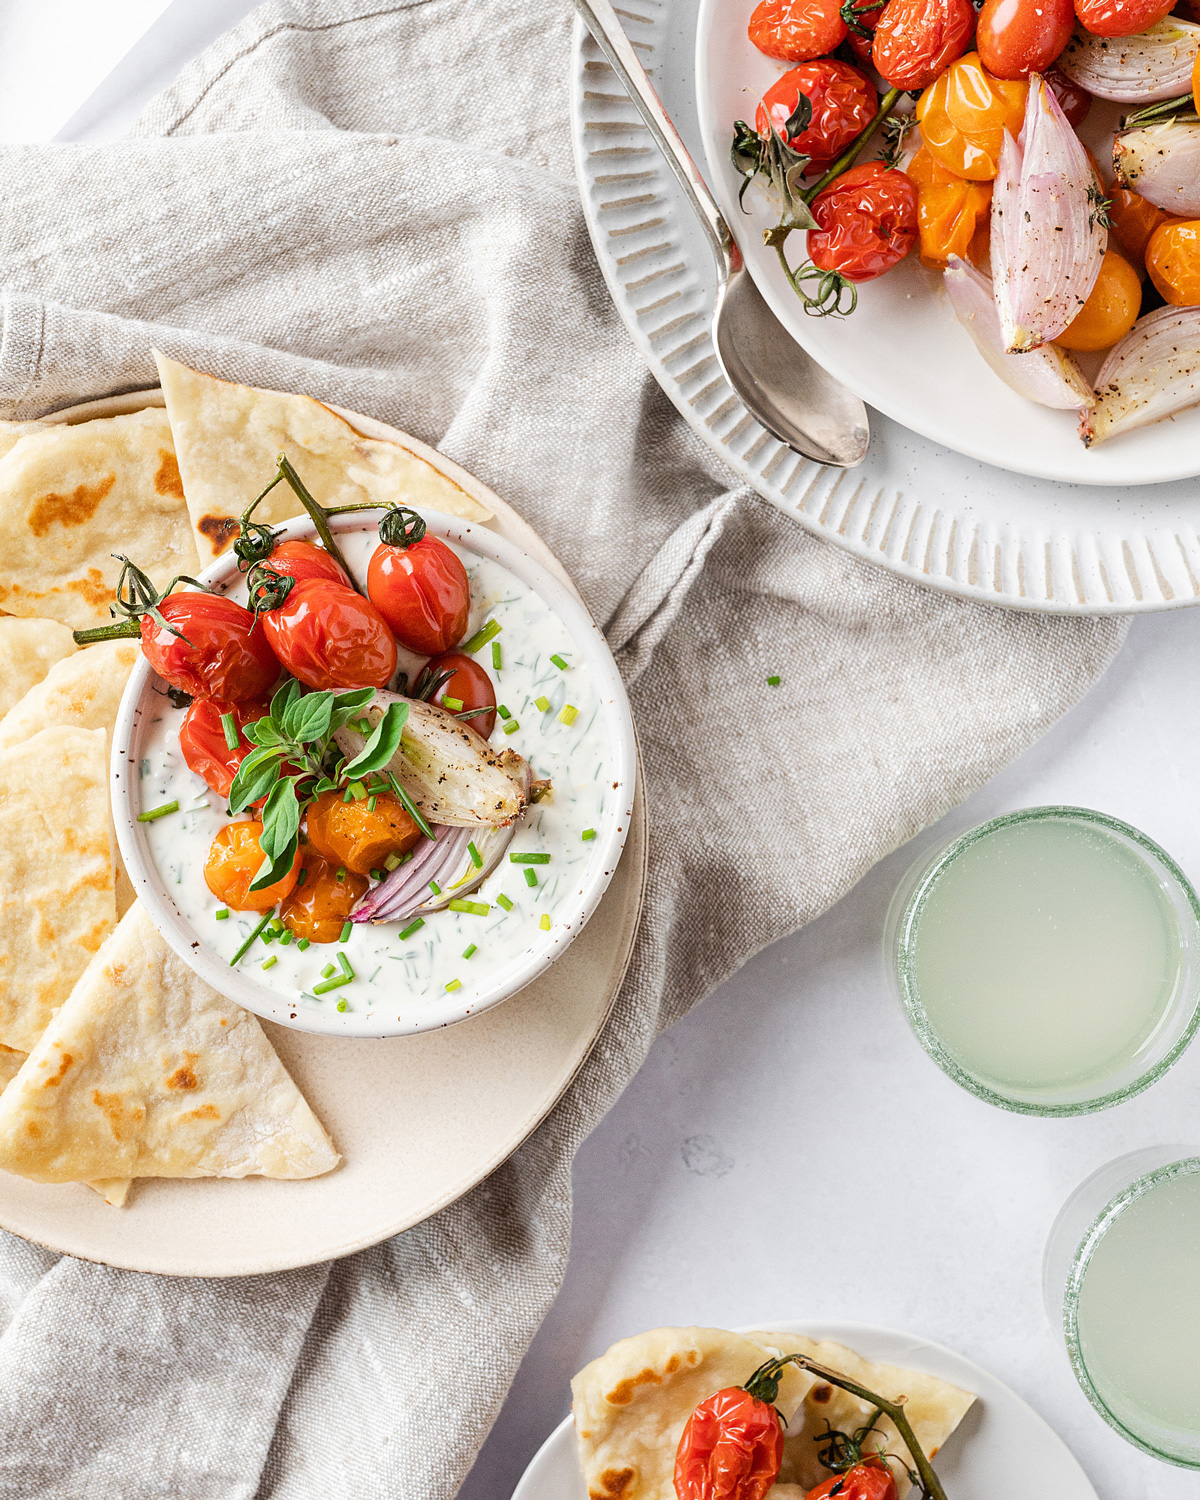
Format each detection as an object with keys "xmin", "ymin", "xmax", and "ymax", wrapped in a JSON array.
[
  {"xmin": 336, "ymin": 998, "xmax": 348, "ymax": 1012},
  {"xmin": 558, "ymin": 704, "xmax": 578, "ymax": 726},
  {"xmin": 497, "ymin": 893, "xmax": 514, "ymax": 911},
  {"xmin": 462, "ymin": 619, "xmax": 501, "ymax": 654},
  {"xmin": 384, "ymin": 851, "xmax": 403, "ymax": 872},
  {"xmin": 503, "ymin": 719, "xmax": 520, "ymax": 734},
  {"xmin": 350, "ymin": 781, "xmax": 367, "ymax": 801},
  {"xmin": 321, "ymin": 963, "xmax": 336, "ymax": 979},
  {"xmin": 539, "ymin": 913, "xmax": 552, "ymax": 931},
  {"xmin": 339, "ymin": 921, "xmax": 352, "ymax": 943},
  {"xmin": 550, "ymin": 654, "xmax": 569, "ymax": 671},
  {"xmin": 337, "ymin": 951, "xmax": 355, "ymax": 980},
  {"xmin": 497, "ymin": 704, "xmax": 511, "ymax": 720},
  {"xmin": 491, "ymin": 641, "xmax": 502, "ymax": 670},
  {"xmin": 336, "ymin": 868, "xmax": 346, "ymax": 883},
  {"xmin": 767, "ymin": 674, "xmax": 781, "ymax": 686},
  {"xmin": 445, "ymin": 978, "xmax": 462, "ymax": 993},
  {"xmin": 368, "ymin": 795, "xmax": 377, "ymax": 813},
  {"xmin": 279, "ymin": 929, "xmax": 293, "ymax": 946},
  {"xmin": 268, "ymin": 918, "xmax": 284, "ymax": 934},
  {"xmin": 399, "ymin": 917, "xmax": 425, "ymax": 941},
  {"xmin": 215, "ymin": 908, "xmax": 230, "ymax": 921},
  {"xmin": 462, "ymin": 943, "xmax": 477, "ymax": 960},
  {"xmin": 297, "ymin": 937, "xmax": 310, "ymax": 951},
  {"xmin": 468, "ymin": 841, "xmax": 483, "ymax": 869},
  {"xmin": 581, "ymin": 828, "xmax": 596, "ymax": 841},
  {"xmin": 370, "ymin": 868, "xmax": 383, "ymax": 881},
  {"xmin": 387, "ymin": 771, "xmax": 435, "ymax": 841},
  {"xmin": 510, "ymin": 852, "xmax": 551, "ymax": 864},
  {"xmin": 230, "ymin": 913, "xmax": 272, "ymax": 965},
  {"xmin": 297, "ymin": 867, "xmax": 308, "ymax": 886},
  {"xmin": 261, "ymin": 929, "xmax": 275, "ymax": 945},
  {"xmin": 343, "ymin": 789, "xmax": 353, "ymax": 802},
  {"xmin": 429, "ymin": 879, "xmax": 441, "ymax": 895},
  {"xmin": 313, "ymin": 973, "xmax": 351, "ymax": 995},
  {"xmin": 221, "ymin": 712, "xmax": 239, "ymax": 750},
  {"xmin": 449, "ymin": 899, "xmax": 490, "ymax": 916},
  {"xmin": 261, "ymin": 955, "xmax": 278, "ymax": 971},
  {"xmin": 443, "ymin": 696, "xmax": 464, "ymax": 712},
  {"xmin": 535, "ymin": 695, "xmax": 551, "ymax": 712},
  {"xmin": 137, "ymin": 800, "xmax": 179, "ymax": 823},
  {"xmin": 524, "ymin": 868, "xmax": 538, "ymax": 888}
]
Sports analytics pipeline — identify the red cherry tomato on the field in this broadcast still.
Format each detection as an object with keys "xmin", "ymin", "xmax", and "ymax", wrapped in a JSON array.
[
  {"xmin": 1045, "ymin": 66, "xmax": 1092, "ymax": 127},
  {"xmin": 425, "ymin": 650, "xmax": 497, "ymax": 739},
  {"xmin": 748, "ymin": 0, "xmax": 848, "ymax": 61},
  {"xmin": 872, "ymin": 0, "xmax": 976, "ymax": 88},
  {"xmin": 260, "ymin": 540, "xmax": 351, "ymax": 590},
  {"xmin": 179, "ymin": 697, "xmax": 271, "ymax": 799},
  {"xmin": 261, "ymin": 579, "xmax": 398, "ymax": 692},
  {"xmin": 806, "ymin": 1460, "xmax": 898, "ymax": 1500},
  {"xmin": 367, "ymin": 536, "xmax": 470, "ymax": 655},
  {"xmin": 845, "ymin": 1, "xmax": 882, "ymax": 62},
  {"xmin": 140, "ymin": 593, "xmax": 280, "ymax": 703},
  {"xmin": 977, "ymin": 0, "xmax": 1073, "ymax": 77},
  {"xmin": 755, "ymin": 61, "xmax": 878, "ymax": 171},
  {"xmin": 808, "ymin": 161, "xmax": 918, "ymax": 282},
  {"xmin": 674, "ymin": 1386, "xmax": 783, "ymax": 1500},
  {"xmin": 1073, "ymin": 0, "xmax": 1172, "ymax": 35}
]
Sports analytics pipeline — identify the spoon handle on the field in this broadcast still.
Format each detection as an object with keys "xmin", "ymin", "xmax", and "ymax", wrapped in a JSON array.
[{"xmin": 572, "ymin": 0, "xmax": 737, "ymax": 277}]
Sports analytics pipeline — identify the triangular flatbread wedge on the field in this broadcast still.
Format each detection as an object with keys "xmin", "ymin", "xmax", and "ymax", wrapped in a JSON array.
[
  {"xmin": 0, "ymin": 420, "xmax": 45, "ymax": 461},
  {"xmin": 0, "ymin": 726, "xmax": 117, "ymax": 1052},
  {"xmin": 0, "ymin": 639, "xmax": 140, "ymax": 750},
  {"xmin": 572, "ymin": 1327, "xmax": 813, "ymax": 1500},
  {"xmin": 154, "ymin": 351, "xmax": 491, "ymax": 564},
  {"xmin": 0, "ymin": 407, "xmax": 199, "ymax": 629},
  {"xmin": 0, "ymin": 615, "xmax": 76, "ymax": 719},
  {"xmin": 0, "ymin": 1045, "xmax": 25, "ymax": 1092},
  {"xmin": 747, "ymin": 1332, "xmax": 975, "ymax": 1499},
  {"xmin": 0, "ymin": 903, "xmax": 339, "ymax": 1189}
]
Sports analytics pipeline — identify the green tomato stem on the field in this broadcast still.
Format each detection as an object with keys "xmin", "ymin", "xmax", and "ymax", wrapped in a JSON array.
[
  {"xmin": 803, "ymin": 87, "xmax": 903, "ymax": 203},
  {"xmin": 73, "ymin": 620, "xmax": 141, "ymax": 644}
]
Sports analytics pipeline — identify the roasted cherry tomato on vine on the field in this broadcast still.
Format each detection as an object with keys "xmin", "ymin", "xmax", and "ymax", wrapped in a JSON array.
[
  {"xmin": 1109, "ymin": 187, "xmax": 1174, "ymax": 266},
  {"xmin": 203, "ymin": 820, "xmax": 302, "ymax": 912},
  {"xmin": 916, "ymin": 52, "xmax": 1028, "ymax": 180},
  {"xmin": 807, "ymin": 161, "xmax": 918, "ymax": 282},
  {"xmin": 747, "ymin": 0, "xmax": 847, "ymax": 60},
  {"xmin": 871, "ymin": 0, "xmax": 976, "ymax": 90},
  {"xmin": 366, "ymin": 509, "xmax": 470, "ymax": 655},
  {"xmin": 179, "ymin": 697, "xmax": 271, "ymax": 800},
  {"xmin": 141, "ymin": 592, "xmax": 281, "ymax": 703},
  {"xmin": 424, "ymin": 650, "xmax": 498, "ymax": 740},
  {"xmin": 1146, "ymin": 220, "xmax": 1200, "ymax": 306},
  {"xmin": 976, "ymin": 0, "xmax": 1073, "ymax": 78},
  {"xmin": 843, "ymin": 0, "xmax": 883, "ymax": 62},
  {"xmin": 1073, "ymin": 0, "xmax": 1172, "ymax": 36},
  {"xmin": 305, "ymin": 788, "xmax": 422, "ymax": 877},
  {"xmin": 280, "ymin": 849, "xmax": 368, "ymax": 944},
  {"xmin": 906, "ymin": 144, "xmax": 992, "ymax": 266},
  {"xmin": 257, "ymin": 539, "xmax": 351, "ymax": 591},
  {"xmin": 756, "ymin": 61, "xmax": 878, "ymax": 171},
  {"xmin": 674, "ymin": 1359, "xmax": 804, "ymax": 1500},
  {"xmin": 805, "ymin": 1459, "xmax": 898, "ymax": 1500},
  {"xmin": 260, "ymin": 578, "xmax": 397, "ymax": 692},
  {"xmin": 1055, "ymin": 248, "xmax": 1142, "ymax": 348},
  {"xmin": 1045, "ymin": 66, "xmax": 1092, "ymax": 127}
]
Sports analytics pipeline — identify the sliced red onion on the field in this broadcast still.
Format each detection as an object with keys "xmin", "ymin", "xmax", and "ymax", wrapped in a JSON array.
[
  {"xmin": 1057, "ymin": 19, "xmax": 1200, "ymax": 103},
  {"xmin": 944, "ymin": 258, "xmax": 1095, "ymax": 409},
  {"xmin": 992, "ymin": 74, "xmax": 1107, "ymax": 354},
  {"xmin": 1081, "ymin": 304, "xmax": 1200, "ymax": 446},
  {"xmin": 1113, "ymin": 121, "xmax": 1200, "ymax": 217},
  {"xmin": 350, "ymin": 826, "xmax": 464, "ymax": 924}
]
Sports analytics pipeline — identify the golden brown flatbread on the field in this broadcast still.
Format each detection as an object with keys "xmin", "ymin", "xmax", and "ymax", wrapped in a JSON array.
[
  {"xmin": 0, "ymin": 639, "xmax": 139, "ymax": 749},
  {"xmin": 0, "ymin": 615, "xmax": 76, "ymax": 719},
  {"xmin": 0, "ymin": 1045, "xmax": 25, "ymax": 1092},
  {"xmin": 154, "ymin": 351, "xmax": 491, "ymax": 564},
  {"xmin": 0, "ymin": 420, "xmax": 45, "ymax": 461}
]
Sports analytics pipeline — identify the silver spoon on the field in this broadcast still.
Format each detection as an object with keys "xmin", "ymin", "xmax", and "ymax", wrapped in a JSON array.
[{"xmin": 573, "ymin": 0, "xmax": 870, "ymax": 468}]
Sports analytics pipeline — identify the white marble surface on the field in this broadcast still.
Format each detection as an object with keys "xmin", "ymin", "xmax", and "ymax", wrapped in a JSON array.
[{"xmin": 3, "ymin": 7, "xmax": 1197, "ymax": 1498}]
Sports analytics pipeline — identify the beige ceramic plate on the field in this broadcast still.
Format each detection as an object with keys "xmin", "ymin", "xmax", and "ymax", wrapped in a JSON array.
[{"xmin": 0, "ymin": 391, "xmax": 647, "ymax": 1277}]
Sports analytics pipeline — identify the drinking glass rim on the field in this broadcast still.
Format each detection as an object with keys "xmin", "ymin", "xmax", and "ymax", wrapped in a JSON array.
[
  {"xmin": 892, "ymin": 804, "xmax": 1200, "ymax": 1118},
  {"xmin": 1062, "ymin": 1155, "xmax": 1200, "ymax": 1468}
]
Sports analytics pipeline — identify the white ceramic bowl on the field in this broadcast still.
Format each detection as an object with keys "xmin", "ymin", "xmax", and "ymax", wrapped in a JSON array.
[
  {"xmin": 694, "ymin": 0, "xmax": 1200, "ymax": 486},
  {"xmin": 111, "ymin": 509, "xmax": 637, "ymax": 1040}
]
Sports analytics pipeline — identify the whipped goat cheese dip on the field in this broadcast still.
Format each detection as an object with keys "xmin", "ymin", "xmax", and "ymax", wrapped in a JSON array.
[{"xmin": 133, "ymin": 523, "xmax": 623, "ymax": 1034}]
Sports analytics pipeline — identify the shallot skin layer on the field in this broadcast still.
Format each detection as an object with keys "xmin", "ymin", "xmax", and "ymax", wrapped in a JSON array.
[
  {"xmin": 1113, "ymin": 121, "xmax": 1200, "ymax": 218},
  {"xmin": 1056, "ymin": 17, "xmax": 1200, "ymax": 102},
  {"xmin": 1081, "ymin": 303, "xmax": 1200, "ymax": 445}
]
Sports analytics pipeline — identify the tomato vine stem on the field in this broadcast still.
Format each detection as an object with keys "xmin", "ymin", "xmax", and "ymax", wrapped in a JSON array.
[{"xmin": 803, "ymin": 86, "xmax": 903, "ymax": 203}]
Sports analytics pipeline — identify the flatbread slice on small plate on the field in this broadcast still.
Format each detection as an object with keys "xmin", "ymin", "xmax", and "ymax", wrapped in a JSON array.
[
  {"xmin": 0, "ymin": 616, "xmax": 76, "ymax": 719},
  {"xmin": 0, "ymin": 903, "xmax": 339, "ymax": 1203},
  {"xmin": 154, "ymin": 350, "xmax": 492, "ymax": 564}
]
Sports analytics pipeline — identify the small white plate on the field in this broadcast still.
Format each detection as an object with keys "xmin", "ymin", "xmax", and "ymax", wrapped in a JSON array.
[
  {"xmin": 512, "ymin": 1321, "xmax": 1099, "ymax": 1500},
  {"xmin": 693, "ymin": 0, "xmax": 1199, "ymax": 487}
]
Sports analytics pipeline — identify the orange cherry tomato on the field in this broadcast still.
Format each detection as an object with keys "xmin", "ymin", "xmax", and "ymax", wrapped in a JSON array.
[
  {"xmin": 424, "ymin": 650, "xmax": 499, "ymax": 740},
  {"xmin": 260, "ymin": 539, "xmax": 351, "ymax": 590},
  {"xmin": 1054, "ymin": 248, "xmax": 1142, "ymax": 349},
  {"xmin": 1146, "ymin": 220, "xmax": 1200, "ymax": 306},
  {"xmin": 756, "ymin": 61, "xmax": 879, "ymax": 171},
  {"xmin": 806, "ymin": 1460, "xmax": 898, "ymax": 1500},
  {"xmin": 203, "ymin": 820, "xmax": 301, "ymax": 912},
  {"xmin": 179, "ymin": 697, "xmax": 271, "ymax": 800},
  {"xmin": 367, "ymin": 536, "xmax": 470, "ymax": 656},
  {"xmin": 872, "ymin": 0, "xmax": 977, "ymax": 89},
  {"xmin": 261, "ymin": 578, "xmax": 397, "ymax": 692},
  {"xmin": 916, "ymin": 52, "xmax": 1028, "ymax": 180},
  {"xmin": 905, "ymin": 144, "xmax": 993, "ymax": 266},
  {"xmin": 1045, "ymin": 67, "xmax": 1092, "ymax": 127},
  {"xmin": 674, "ymin": 1386, "xmax": 783, "ymax": 1500},
  {"xmin": 279, "ymin": 849, "xmax": 369, "ymax": 944},
  {"xmin": 1108, "ymin": 187, "xmax": 1174, "ymax": 267},
  {"xmin": 1194, "ymin": 45, "xmax": 1200, "ymax": 114},
  {"xmin": 748, "ymin": 0, "xmax": 848, "ymax": 60},
  {"xmin": 807, "ymin": 162, "xmax": 918, "ymax": 282},
  {"xmin": 976, "ymin": 0, "xmax": 1074, "ymax": 78},
  {"xmin": 140, "ymin": 592, "xmax": 281, "ymax": 703},
  {"xmin": 1074, "ymin": 0, "xmax": 1172, "ymax": 35},
  {"xmin": 304, "ymin": 788, "xmax": 422, "ymax": 877}
]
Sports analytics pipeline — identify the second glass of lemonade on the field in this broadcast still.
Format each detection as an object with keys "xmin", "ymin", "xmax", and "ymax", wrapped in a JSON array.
[{"xmin": 886, "ymin": 807, "xmax": 1200, "ymax": 1114}]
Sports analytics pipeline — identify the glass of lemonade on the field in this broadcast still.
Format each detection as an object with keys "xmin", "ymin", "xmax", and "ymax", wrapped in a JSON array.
[
  {"xmin": 885, "ymin": 806, "xmax": 1200, "ymax": 1114},
  {"xmin": 1045, "ymin": 1149, "xmax": 1200, "ymax": 1466}
]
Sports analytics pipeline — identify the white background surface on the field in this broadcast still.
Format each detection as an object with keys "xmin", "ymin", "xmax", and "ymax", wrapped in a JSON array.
[{"xmin": 3, "ymin": 7, "xmax": 1196, "ymax": 1498}]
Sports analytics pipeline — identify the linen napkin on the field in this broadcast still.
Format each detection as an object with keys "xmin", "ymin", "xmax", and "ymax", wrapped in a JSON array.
[{"xmin": 0, "ymin": 3, "xmax": 1126, "ymax": 1497}]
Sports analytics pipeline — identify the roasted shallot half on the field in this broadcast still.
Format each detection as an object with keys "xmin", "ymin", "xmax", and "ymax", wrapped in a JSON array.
[
  {"xmin": 992, "ymin": 74, "xmax": 1108, "ymax": 352},
  {"xmin": 1057, "ymin": 18, "xmax": 1200, "ymax": 102},
  {"xmin": 1113, "ymin": 118, "xmax": 1200, "ymax": 217},
  {"xmin": 945, "ymin": 257, "xmax": 1096, "ymax": 407},
  {"xmin": 1081, "ymin": 303, "xmax": 1200, "ymax": 445}
]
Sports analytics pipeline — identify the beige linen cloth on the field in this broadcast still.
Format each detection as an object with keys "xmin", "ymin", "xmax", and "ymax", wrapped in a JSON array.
[{"xmin": 0, "ymin": 3, "xmax": 1126, "ymax": 1497}]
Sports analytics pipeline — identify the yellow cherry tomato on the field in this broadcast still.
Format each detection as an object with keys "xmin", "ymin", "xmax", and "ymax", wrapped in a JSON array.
[
  {"xmin": 905, "ymin": 144, "xmax": 993, "ymax": 267},
  {"xmin": 203, "ymin": 820, "xmax": 302, "ymax": 912},
  {"xmin": 1194, "ymin": 46, "xmax": 1200, "ymax": 116},
  {"xmin": 1108, "ymin": 187, "xmax": 1174, "ymax": 269},
  {"xmin": 1054, "ymin": 249, "xmax": 1142, "ymax": 351},
  {"xmin": 916, "ymin": 53, "xmax": 1028, "ymax": 181},
  {"xmin": 1146, "ymin": 221, "xmax": 1200, "ymax": 307}
]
